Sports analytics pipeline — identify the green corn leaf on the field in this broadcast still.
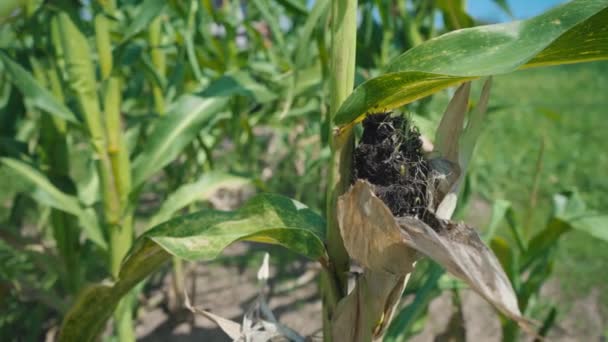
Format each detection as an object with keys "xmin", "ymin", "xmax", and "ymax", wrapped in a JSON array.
[
  {"xmin": 276, "ymin": 0, "xmax": 307, "ymax": 15},
  {"xmin": 567, "ymin": 215, "xmax": 608, "ymax": 242},
  {"xmin": 294, "ymin": 0, "xmax": 329, "ymax": 68},
  {"xmin": 0, "ymin": 0, "xmax": 25, "ymax": 21},
  {"xmin": 147, "ymin": 172, "xmax": 252, "ymax": 228},
  {"xmin": 131, "ymin": 95, "xmax": 228, "ymax": 188},
  {"xmin": 0, "ymin": 52, "xmax": 79, "ymax": 124},
  {"xmin": 484, "ymin": 199, "xmax": 512, "ymax": 241},
  {"xmin": 384, "ymin": 263, "xmax": 444, "ymax": 341},
  {"xmin": 59, "ymin": 194, "xmax": 326, "ymax": 342},
  {"xmin": 0, "ymin": 158, "xmax": 106, "ymax": 249},
  {"xmin": 522, "ymin": 191, "xmax": 592, "ymax": 268},
  {"xmin": 492, "ymin": 0, "xmax": 513, "ymax": 17},
  {"xmin": 198, "ymin": 72, "xmax": 277, "ymax": 103},
  {"xmin": 251, "ymin": 0, "xmax": 286, "ymax": 49},
  {"xmin": 122, "ymin": 0, "xmax": 166, "ymax": 42},
  {"xmin": 436, "ymin": 0, "xmax": 474, "ymax": 30},
  {"xmin": 334, "ymin": 0, "xmax": 608, "ymax": 126}
]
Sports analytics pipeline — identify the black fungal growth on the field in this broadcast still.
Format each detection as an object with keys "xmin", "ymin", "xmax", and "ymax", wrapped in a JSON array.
[{"xmin": 353, "ymin": 113, "xmax": 439, "ymax": 228}]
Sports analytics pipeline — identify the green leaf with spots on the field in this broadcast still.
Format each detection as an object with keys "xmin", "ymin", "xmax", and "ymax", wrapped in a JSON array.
[
  {"xmin": 59, "ymin": 193, "xmax": 326, "ymax": 342},
  {"xmin": 334, "ymin": 0, "xmax": 608, "ymax": 126}
]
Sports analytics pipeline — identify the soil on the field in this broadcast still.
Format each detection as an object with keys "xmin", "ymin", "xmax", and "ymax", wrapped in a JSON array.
[
  {"xmin": 132, "ymin": 244, "xmax": 607, "ymax": 342},
  {"xmin": 352, "ymin": 113, "xmax": 440, "ymax": 229}
]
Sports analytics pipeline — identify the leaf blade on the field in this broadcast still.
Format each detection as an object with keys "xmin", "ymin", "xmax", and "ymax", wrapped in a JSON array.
[
  {"xmin": 131, "ymin": 95, "xmax": 228, "ymax": 187},
  {"xmin": 0, "ymin": 52, "xmax": 79, "ymax": 124},
  {"xmin": 0, "ymin": 157, "xmax": 106, "ymax": 249},
  {"xmin": 59, "ymin": 194, "xmax": 326, "ymax": 342},
  {"xmin": 334, "ymin": 0, "xmax": 608, "ymax": 126}
]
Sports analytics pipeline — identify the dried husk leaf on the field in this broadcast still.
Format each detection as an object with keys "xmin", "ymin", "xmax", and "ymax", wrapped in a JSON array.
[
  {"xmin": 433, "ymin": 82, "xmax": 471, "ymax": 166},
  {"xmin": 334, "ymin": 181, "xmax": 418, "ymax": 341},
  {"xmin": 185, "ymin": 254, "xmax": 304, "ymax": 342},
  {"xmin": 431, "ymin": 78, "xmax": 493, "ymax": 219},
  {"xmin": 337, "ymin": 180, "xmax": 418, "ymax": 274},
  {"xmin": 337, "ymin": 180, "xmax": 529, "ymax": 329},
  {"xmin": 331, "ymin": 269, "xmax": 409, "ymax": 342},
  {"xmin": 396, "ymin": 215, "xmax": 525, "ymax": 324}
]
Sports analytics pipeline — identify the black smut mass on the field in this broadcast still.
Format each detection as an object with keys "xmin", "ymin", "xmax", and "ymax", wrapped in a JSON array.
[{"xmin": 353, "ymin": 113, "xmax": 439, "ymax": 228}]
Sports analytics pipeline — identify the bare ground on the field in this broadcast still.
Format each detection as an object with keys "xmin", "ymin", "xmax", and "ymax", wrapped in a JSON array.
[{"xmin": 134, "ymin": 242, "xmax": 606, "ymax": 341}]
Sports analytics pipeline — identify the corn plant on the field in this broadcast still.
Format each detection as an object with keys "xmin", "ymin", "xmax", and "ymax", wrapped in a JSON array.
[
  {"xmin": 39, "ymin": 0, "xmax": 608, "ymax": 341},
  {"xmin": 2, "ymin": 0, "xmax": 608, "ymax": 341}
]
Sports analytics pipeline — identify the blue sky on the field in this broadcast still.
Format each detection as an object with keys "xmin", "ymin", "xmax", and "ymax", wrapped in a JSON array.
[{"xmin": 467, "ymin": 0, "xmax": 568, "ymax": 22}]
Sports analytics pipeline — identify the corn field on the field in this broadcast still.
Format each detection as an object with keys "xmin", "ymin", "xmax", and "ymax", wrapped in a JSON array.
[{"xmin": 1, "ymin": 0, "xmax": 607, "ymax": 341}]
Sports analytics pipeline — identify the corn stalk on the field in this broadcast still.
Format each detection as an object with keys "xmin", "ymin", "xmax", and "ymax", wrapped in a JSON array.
[
  {"xmin": 323, "ymin": 0, "xmax": 357, "ymax": 340},
  {"xmin": 57, "ymin": 9, "xmax": 135, "ymax": 341}
]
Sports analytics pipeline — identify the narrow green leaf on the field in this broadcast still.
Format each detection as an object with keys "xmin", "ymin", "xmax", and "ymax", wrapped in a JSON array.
[
  {"xmin": 251, "ymin": 0, "xmax": 286, "ymax": 49},
  {"xmin": 484, "ymin": 199, "xmax": 511, "ymax": 241},
  {"xmin": 276, "ymin": 0, "xmax": 307, "ymax": 15},
  {"xmin": 131, "ymin": 95, "xmax": 228, "ymax": 187},
  {"xmin": 566, "ymin": 215, "xmax": 608, "ymax": 242},
  {"xmin": 147, "ymin": 172, "xmax": 251, "ymax": 228},
  {"xmin": 523, "ymin": 218, "xmax": 569, "ymax": 269},
  {"xmin": 0, "ymin": 52, "xmax": 79, "ymax": 124},
  {"xmin": 59, "ymin": 194, "xmax": 326, "ymax": 341},
  {"xmin": 0, "ymin": 0, "xmax": 25, "ymax": 21},
  {"xmin": 491, "ymin": 0, "xmax": 513, "ymax": 17},
  {"xmin": 0, "ymin": 158, "xmax": 106, "ymax": 249},
  {"xmin": 334, "ymin": 0, "xmax": 608, "ymax": 126},
  {"xmin": 198, "ymin": 72, "xmax": 277, "ymax": 103},
  {"xmin": 385, "ymin": 263, "xmax": 444, "ymax": 340},
  {"xmin": 294, "ymin": 0, "xmax": 329, "ymax": 68},
  {"xmin": 122, "ymin": 0, "xmax": 166, "ymax": 42},
  {"xmin": 437, "ymin": 0, "xmax": 474, "ymax": 30}
]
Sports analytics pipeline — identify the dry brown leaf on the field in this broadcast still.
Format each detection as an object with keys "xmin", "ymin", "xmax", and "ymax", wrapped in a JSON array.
[
  {"xmin": 337, "ymin": 180, "xmax": 417, "ymax": 274},
  {"xmin": 331, "ymin": 270, "xmax": 409, "ymax": 342},
  {"xmin": 397, "ymin": 216, "xmax": 527, "ymax": 325},
  {"xmin": 338, "ymin": 180, "xmax": 529, "ymax": 327},
  {"xmin": 184, "ymin": 291, "xmax": 242, "ymax": 340},
  {"xmin": 433, "ymin": 82, "xmax": 471, "ymax": 165}
]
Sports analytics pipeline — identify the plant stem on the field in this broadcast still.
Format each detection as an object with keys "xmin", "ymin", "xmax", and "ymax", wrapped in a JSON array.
[
  {"xmin": 95, "ymin": 10, "xmax": 136, "ymax": 341},
  {"xmin": 324, "ymin": 0, "xmax": 357, "ymax": 340},
  {"xmin": 57, "ymin": 9, "xmax": 134, "ymax": 341},
  {"xmin": 33, "ymin": 56, "xmax": 82, "ymax": 294}
]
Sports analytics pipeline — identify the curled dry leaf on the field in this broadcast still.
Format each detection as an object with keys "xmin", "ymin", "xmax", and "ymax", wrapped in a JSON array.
[
  {"xmin": 332, "ymin": 269, "xmax": 409, "ymax": 342},
  {"xmin": 184, "ymin": 253, "xmax": 304, "ymax": 342},
  {"xmin": 337, "ymin": 180, "xmax": 530, "ymax": 329},
  {"xmin": 337, "ymin": 177, "xmax": 418, "ymax": 274},
  {"xmin": 335, "ymin": 180, "xmax": 417, "ymax": 341},
  {"xmin": 431, "ymin": 78, "xmax": 493, "ymax": 219}
]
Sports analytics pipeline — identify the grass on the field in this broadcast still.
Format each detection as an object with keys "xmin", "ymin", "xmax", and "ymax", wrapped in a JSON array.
[{"xmin": 476, "ymin": 61, "xmax": 608, "ymax": 311}]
